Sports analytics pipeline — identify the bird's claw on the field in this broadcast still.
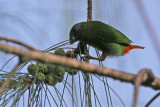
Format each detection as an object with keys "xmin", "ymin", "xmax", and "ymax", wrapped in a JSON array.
[{"xmin": 80, "ymin": 54, "xmax": 91, "ymax": 61}]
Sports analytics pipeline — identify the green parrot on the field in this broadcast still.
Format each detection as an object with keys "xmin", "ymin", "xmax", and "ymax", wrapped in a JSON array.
[{"xmin": 69, "ymin": 21, "xmax": 144, "ymax": 61}]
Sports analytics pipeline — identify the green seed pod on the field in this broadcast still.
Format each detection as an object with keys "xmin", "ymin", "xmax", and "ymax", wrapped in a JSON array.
[
  {"xmin": 65, "ymin": 67, "xmax": 77, "ymax": 76},
  {"xmin": 54, "ymin": 48, "xmax": 66, "ymax": 56},
  {"xmin": 27, "ymin": 64, "xmax": 38, "ymax": 74},
  {"xmin": 37, "ymin": 63, "xmax": 48, "ymax": 74},
  {"xmin": 45, "ymin": 75, "xmax": 57, "ymax": 86},
  {"xmin": 56, "ymin": 67, "xmax": 65, "ymax": 82},
  {"xmin": 47, "ymin": 64, "xmax": 57, "ymax": 75},
  {"xmin": 56, "ymin": 67, "xmax": 65, "ymax": 76},
  {"xmin": 66, "ymin": 50, "xmax": 77, "ymax": 58},
  {"xmin": 36, "ymin": 72, "xmax": 45, "ymax": 83}
]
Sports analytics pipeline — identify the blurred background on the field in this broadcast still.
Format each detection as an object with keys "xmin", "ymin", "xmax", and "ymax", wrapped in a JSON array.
[{"xmin": 0, "ymin": 0, "xmax": 160, "ymax": 106}]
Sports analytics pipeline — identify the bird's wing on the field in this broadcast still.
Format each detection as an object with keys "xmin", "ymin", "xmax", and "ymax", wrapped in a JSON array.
[
  {"xmin": 89, "ymin": 21, "xmax": 132, "ymax": 44},
  {"xmin": 100, "ymin": 25, "xmax": 132, "ymax": 44}
]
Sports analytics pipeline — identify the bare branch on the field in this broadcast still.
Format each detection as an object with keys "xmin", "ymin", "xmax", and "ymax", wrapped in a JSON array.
[
  {"xmin": 87, "ymin": 0, "xmax": 92, "ymax": 21},
  {"xmin": 0, "ymin": 36, "xmax": 37, "ymax": 50},
  {"xmin": 0, "ymin": 61, "xmax": 22, "ymax": 97},
  {"xmin": 133, "ymin": 69, "xmax": 154, "ymax": 107},
  {"xmin": 0, "ymin": 41, "xmax": 160, "ymax": 90}
]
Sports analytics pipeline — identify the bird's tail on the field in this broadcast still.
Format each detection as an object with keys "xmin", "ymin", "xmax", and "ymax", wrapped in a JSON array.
[
  {"xmin": 130, "ymin": 45, "xmax": 145, "ymax": 49},
  {"xmin": 123, "ymin": 45, "xmax": 145, "ymax": 54}
]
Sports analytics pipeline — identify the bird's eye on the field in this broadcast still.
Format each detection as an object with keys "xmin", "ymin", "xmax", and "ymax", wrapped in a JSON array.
[{"xmin": 73, "ymin": 27, "xmax": 76, "ymax": 31}]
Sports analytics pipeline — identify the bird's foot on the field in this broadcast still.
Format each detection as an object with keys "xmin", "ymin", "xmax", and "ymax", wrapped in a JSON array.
[{"xmin": 80, "ymin": 54, "xmax": 104, "ymax": 61}]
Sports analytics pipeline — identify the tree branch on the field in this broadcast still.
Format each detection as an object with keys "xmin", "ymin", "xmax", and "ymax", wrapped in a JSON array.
[
  {"xmin": 0, "ymin": 61, "xmax": 22, "ymax": 97},
  {"xmin": 87, "ymin": 0, "xmax": 92, "ymax": 21},
  {"xmin": 133, "ymin": 69, "xmax": 154, "ymax": 107},
  {"xmin": 0, "ymin": 41, "xmax": 160, "ymax": 90},
  {"xmin": 0, "ymin": 36, "xmax": 37, "ymax": 50}
]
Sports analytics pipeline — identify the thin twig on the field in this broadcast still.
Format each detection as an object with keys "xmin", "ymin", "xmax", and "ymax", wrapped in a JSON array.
[
  {"xmin": 87, "ymin": 0, "xmax": 92, "ymax": 21},
  {"xmin": 0, "ymin": 42, "xmax": 160, "ymax": 90},
  {"xmin": 133, "ymin": 69, "xmax": 154, "ymax": 107},
  {"xmin": 145, "ymin": 92, "xmax": 160, "ymax": 107},
  {"xmin": 0, "ymin": 61, "xmax": 23, "ymax": 97},
  {"xmin": 0, "ymin": 36, "xmax": 37, "ymax": 50}
]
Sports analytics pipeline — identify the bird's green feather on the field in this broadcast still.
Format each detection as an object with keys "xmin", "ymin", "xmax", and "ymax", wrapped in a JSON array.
[
  {"xmin": 75, "ymin": 21, "xmax": 130, "ymax": 56},
  {"xmin": 70, "ymin": 21, "xmax": 144, "ymax": 60},
  {"xmin": 78, "ymin": 21, "xmax": 131, "ymax": 44}
]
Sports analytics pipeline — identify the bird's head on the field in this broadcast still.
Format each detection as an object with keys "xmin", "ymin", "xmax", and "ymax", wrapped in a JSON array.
[{"xmin": 69, "ymin": 23, "xmax": 84, "ymax": 44}]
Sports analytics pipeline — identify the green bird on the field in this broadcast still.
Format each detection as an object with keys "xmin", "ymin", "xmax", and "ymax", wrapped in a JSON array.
[{"xmin": 69, "ymin": 21, "xmax": 145, "ymax": 61}]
